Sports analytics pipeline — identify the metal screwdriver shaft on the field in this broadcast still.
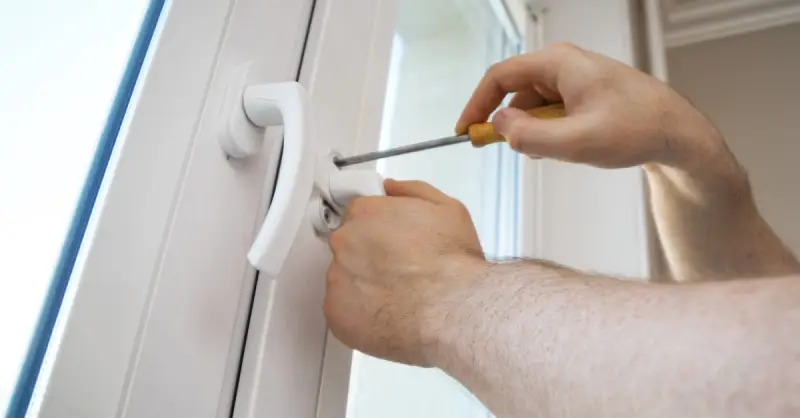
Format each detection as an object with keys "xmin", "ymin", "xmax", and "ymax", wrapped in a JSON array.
[
  {"xmin": 333, "ymin": 134, "xmax": 470, "ymax": 167},
  {"xmin": 332, "ymin": 103, "xmax": 567, "ymax": 168}
]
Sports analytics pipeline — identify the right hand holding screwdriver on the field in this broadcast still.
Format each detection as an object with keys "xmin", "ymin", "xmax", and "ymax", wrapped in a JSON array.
[{"xmin": 456, "ymin": 42, "xmax": 732, "ymax": 173}]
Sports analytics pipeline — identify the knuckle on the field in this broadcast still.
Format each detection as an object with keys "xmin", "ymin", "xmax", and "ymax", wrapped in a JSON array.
[
  {"xmin": 506, "ymin": 118, "xmax": 526, "ymax": 141},
  {"xmin": 484, "ymin": 61, "xmax": 504, "ymax": 78},
  {"xmin": 328, "ymin": 228, "xmax": 347, "ymax": 253},
  {"xmin": 346, "ymin": 196, "xmax": 382, "ymax": 218},
  {"xmin": 505, "ymin": 120, "xmax": 535, "ymax": 154},
  {"xmin": 322, "ymin": 292, "xmax": 337, "ymax": 321},
  {"xmin": 347, "ymin": 197, "xmax": 369, "ymax": 217},
  {"xmin": 326, "ymin": 319, "xmax": 347, "ymax": 345},
  {"xmin": 507, "ymin": 134, "xmax": 524, "ymax": 153},
  {"xmin": 402, "ymin": 180, "xmax": 425, "ymax": 190},
  {"xmin": 323, "ymin": 270, "xmax": 346, "ymax": 321},
  {"xmin": 323, "ymin": 303, "xmax": 356, "ymax": 347},
  {"xmin": 549, "ymin": 41, "xmax": 579, "ymax": 53},
  {"xmin": 325, "ymin": 265, "xmax": 338, "ymax": 285},
  {"xmin": 449, "ymin": 199, "xmax": 471, "ymax": 216}
]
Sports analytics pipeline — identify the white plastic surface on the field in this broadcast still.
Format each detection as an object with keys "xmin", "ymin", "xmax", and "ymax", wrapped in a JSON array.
[
  {"xmin": 35, "ymin": 1, "xmax": 318, "ymax": 416},
  {"xmin": 328, "ymin": 170, "xmax": 386, "ymax": 208},
  {"xmin": 241, "ymin": 81, "xmax": 387, "ymax": 274},
  {"xmin": 244, "ymin": 82, "xmax": 314, "ymax": 277},
  {"xmin": 218, "ymin": 63, "xmax": 264, "ymax": 159}
]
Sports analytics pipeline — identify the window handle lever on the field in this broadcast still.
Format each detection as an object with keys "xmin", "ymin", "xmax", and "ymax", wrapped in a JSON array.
[
  {"xmin": 220, "ymin": 80, "xmax": 384, "ymax": 278},
  {"xmin": 221, "ymin": 81, "xmax": 314, "ymax": 278}
]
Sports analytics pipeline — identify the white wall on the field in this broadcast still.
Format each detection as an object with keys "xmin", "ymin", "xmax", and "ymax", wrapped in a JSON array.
[
  {"xmin": 535, "ymin": 0, "xmax": 650, "ymax": 278},
  {"xmin": 667, "ymin": 23, "xmax": 800, "ymax": 255}
]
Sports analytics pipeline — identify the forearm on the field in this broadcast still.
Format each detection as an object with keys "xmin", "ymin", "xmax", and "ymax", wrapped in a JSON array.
[
  {"xmin": 646, "ymin": 163, "xmax": 799, "ymax": 281},
  {"xmin": 427, "ymin": 261, "xmax": 800, "ymax": 418},
  {"xmin": 645, "ymin": 107, "xmax": 799, "ymax": 281}
]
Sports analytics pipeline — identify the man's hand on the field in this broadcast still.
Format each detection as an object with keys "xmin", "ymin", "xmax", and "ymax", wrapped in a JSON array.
[
  {"xmin": 324, "ymin": 179, "xmax": 486, "ymax": 366},
  {"xmin": 323, "ymin": 181, "xmax": 800, "ymax": 418},
  {"xmin": 456, "ymin": 42, "xmax": 724, "ymax": 171},
  {"xmin": 322, "ymin": 45, "xmax": 800, "ymax": 417},
  {"xmin": 457, "ymin": 42, "xmax": 798, "ymax": 281}
]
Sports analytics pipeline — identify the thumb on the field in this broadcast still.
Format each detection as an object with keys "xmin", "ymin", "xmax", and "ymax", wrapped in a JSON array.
[{"xmin": 492, "ymin": 107, "xmax": 587, "ymax": 159}]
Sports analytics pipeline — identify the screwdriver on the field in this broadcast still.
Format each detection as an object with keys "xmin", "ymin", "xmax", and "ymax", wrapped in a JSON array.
[{"xmin": 333, "ymin": 102, "xmax": 566, "ymax": 168}]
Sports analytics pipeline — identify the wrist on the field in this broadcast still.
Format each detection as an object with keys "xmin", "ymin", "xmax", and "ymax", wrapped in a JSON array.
[
  {"xmin": 649, "ymin": 94, "xmax": 751, "ymax": 200},
  {"xmin": 420, "ymin": 259, "xmax": 575, "ymax": 369},
  {"xmin": 419, "ymin": 256, "xmax": 491, "ymax": 368}
]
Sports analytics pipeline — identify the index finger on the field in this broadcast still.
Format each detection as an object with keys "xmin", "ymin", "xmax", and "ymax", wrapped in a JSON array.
[
  {"xmin": 455, "ymin": 51, "xmax": 561, "ymax": 134},
  {"xmin": 384, "ymin": 179, "xmax": 452, "ymax": 205}
]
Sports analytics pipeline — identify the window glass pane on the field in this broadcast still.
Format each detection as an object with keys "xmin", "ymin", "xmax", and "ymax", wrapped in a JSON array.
[
  {"xmin": 0, "ymin": 0, "xmax": 162, "ymax": 414},
  {"xmin": 347, "ymin": 0, "xmax": 520, "ymax": 416}
]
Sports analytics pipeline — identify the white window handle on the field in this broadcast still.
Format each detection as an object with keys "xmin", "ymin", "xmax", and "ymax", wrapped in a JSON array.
[
  {"xmin": 240, "ymin": 82, "xmax": 314, "ymax": 277},
  {"xmin": 328, "ymin": 170, "xmax": 385, "ymax": 207},
  {"xmin": 220, "ymin": 80, "xmax": 385, "ymax": 278}
]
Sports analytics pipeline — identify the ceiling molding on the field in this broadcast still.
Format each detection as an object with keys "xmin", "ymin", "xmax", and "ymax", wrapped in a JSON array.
[
  {"xmin": 662, "ymin": 0, "xmax": 800, "ymax": 47},
  {"xmin": 667, "ymin": 0, "xmax": 783, "ymax": 24},
  {"xmin": 665, "ymin": 2, "xmax": 800, "ymax": 46}
]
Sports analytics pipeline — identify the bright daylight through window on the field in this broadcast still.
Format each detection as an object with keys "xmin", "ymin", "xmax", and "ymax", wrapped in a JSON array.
[
  {"xmin": 0, "ymin": 0, "xmax": 152, "ymax": 413},
  {"xmin": 347, "ymin": 0, "xmax": 522, "ymax": 416}
]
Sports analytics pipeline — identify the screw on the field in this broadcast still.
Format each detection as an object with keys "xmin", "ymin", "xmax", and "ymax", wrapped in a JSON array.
[{"xmin": 322, "ymin": 207, "xmax": 332, "ymax": 224}]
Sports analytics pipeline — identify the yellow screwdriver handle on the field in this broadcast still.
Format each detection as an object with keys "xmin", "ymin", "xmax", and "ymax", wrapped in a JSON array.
[{"xmin": 468, "ymin": 102, "xmax": 567, "ymax": 147}]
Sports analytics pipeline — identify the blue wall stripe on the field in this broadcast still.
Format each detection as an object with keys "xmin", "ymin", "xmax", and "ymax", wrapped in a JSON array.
[{"xmin": 6, "ymin": 1, "xmax": 166, "ymax": 416}]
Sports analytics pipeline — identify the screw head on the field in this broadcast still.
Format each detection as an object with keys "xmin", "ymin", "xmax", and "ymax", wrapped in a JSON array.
[{"xmin": 322, "ymin": 207, "xmax": 332, "ymax": 224}]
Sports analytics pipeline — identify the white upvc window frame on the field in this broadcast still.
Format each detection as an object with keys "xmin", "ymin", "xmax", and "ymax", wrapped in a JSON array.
[
  {"xmin": 18, "ymin": 0, "xmax": 653, "ymax": 416},
  {"xmin": 30, "ymin": 0, "xmax": 317, "ymax": 416},
  {"xmin": 516, "ymin": 0, "xmax": 651, "ymax": 278},
  {"xmin": 230, "ymin": 0, "xmax": 398, "ymax": 416},
  {"xmin": 517, "ymin": 4, "xmax": 547, "ymax": 260},
  {"xmin": 313, "ymin": 1, "xmax": 537, "ymax": 417},
  {"xmin": 285, "ymin": 1, "xmax": 651, "ymax": 415}
]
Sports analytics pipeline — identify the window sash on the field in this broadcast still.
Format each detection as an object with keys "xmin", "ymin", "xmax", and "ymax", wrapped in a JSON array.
[{"xmin": 29, "ymin": 0, "xmax": 316, "ymax": 416}]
